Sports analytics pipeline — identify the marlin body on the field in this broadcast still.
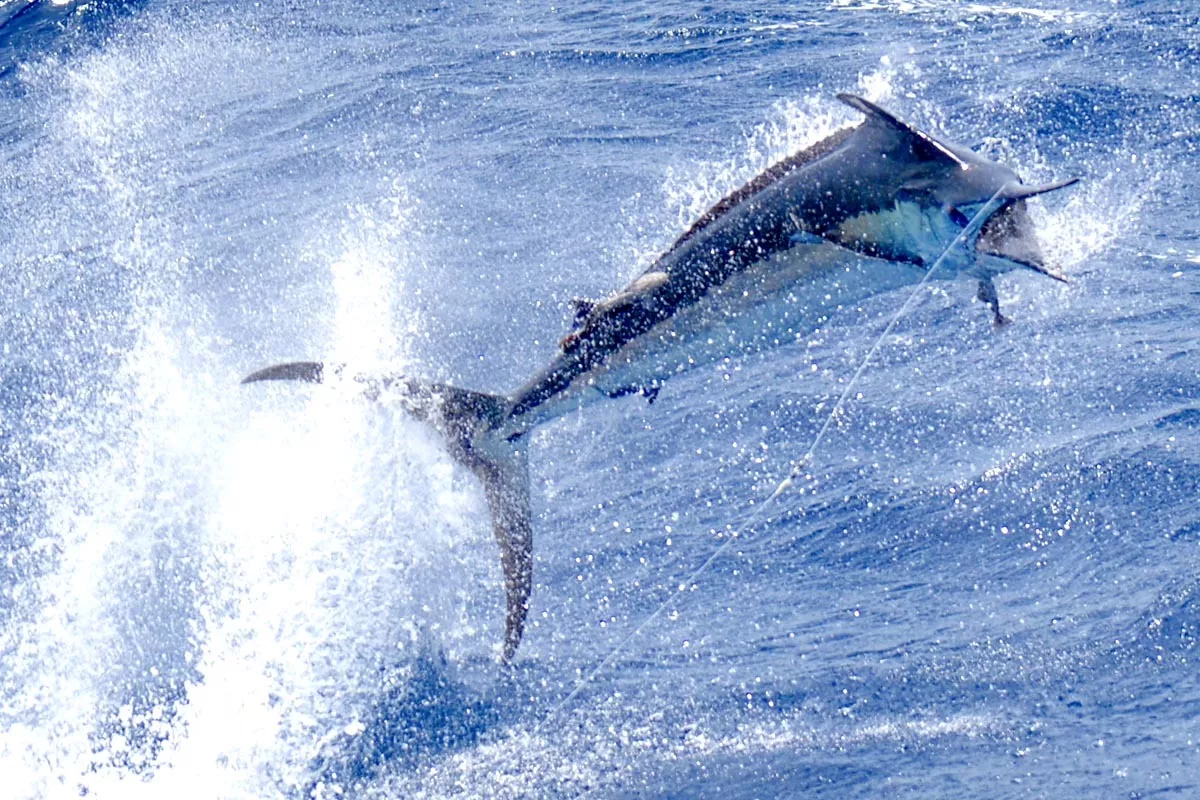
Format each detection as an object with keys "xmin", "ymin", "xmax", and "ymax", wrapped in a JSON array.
[{"xmin": 244, "ymin": 95, "xmax": 1077, "ymax": 661}]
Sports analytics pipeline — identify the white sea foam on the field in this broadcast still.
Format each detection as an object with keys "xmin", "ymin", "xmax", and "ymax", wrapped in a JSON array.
[{"xmin": 0, "ymin": 11, "xmax": 496, "ymax": 798}]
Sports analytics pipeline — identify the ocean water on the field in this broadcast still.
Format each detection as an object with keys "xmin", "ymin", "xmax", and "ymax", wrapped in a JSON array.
[{"xmin": 0, "ymin": 0, "xmax": 1197, "ymax": 797}]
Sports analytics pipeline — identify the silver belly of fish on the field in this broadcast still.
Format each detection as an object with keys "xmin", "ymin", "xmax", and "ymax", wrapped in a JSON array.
[{"xmin": 577, "ymin": 241, "xmax": 929, "ymax": 403}]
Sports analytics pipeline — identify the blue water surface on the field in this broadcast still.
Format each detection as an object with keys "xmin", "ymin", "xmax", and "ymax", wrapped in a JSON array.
[{"xmin": 0, "ymin": 0, "xmax": 1198, "ymax": 797}]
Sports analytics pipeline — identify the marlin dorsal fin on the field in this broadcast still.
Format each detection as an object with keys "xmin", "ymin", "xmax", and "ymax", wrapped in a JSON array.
[{"xmin": 837, "ymin": 93, "xmax": 966, "ymax": 169}]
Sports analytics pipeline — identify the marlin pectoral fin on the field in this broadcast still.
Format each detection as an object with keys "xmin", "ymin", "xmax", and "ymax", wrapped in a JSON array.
[{"xmin": 947, "ymin": 207, "xmax": 971, "ymax": 228}]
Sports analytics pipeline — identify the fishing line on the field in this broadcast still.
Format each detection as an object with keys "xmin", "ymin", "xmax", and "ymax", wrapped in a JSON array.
[{"xmin": 535, "ymin": 185, "xmax": 1012, "ymax": 732}]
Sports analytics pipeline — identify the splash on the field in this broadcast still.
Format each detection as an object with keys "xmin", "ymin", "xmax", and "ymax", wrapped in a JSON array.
[
  {"xmin": 0, "ymin": 197, "xmax": 497, "ymax": 798},
  {"xmin": 144, "ymin": 198, "xmax": 497, "ymax": 798},
  {"xmin": 1037, "ymin": 158, "xmax": 1152, "ymax": 275},
  {"xmin": 0, "ymin": 7, "xmax": 497, "ymax": 798}
]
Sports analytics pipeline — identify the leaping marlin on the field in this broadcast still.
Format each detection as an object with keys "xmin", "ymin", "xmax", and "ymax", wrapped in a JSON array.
[{"xmin": 244, "ymin": 95, "xmax": 1077, "ymax": 661}]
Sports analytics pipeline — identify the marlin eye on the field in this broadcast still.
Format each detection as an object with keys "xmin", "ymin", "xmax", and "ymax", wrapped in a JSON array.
[{"xmin": 949, "ymin": 207, "xmax": 970, "ymax": 227}]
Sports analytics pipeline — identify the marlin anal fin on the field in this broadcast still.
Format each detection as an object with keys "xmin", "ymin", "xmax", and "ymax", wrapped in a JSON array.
[{"xmin": 243, "ymin": 361, "xmax": 535, "ymax": 662}]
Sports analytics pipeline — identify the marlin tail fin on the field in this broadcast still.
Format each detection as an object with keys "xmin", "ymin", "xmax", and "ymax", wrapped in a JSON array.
[{"xmin": 243, "ymin": 361, "xmax": 533, "ymax": 662}]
